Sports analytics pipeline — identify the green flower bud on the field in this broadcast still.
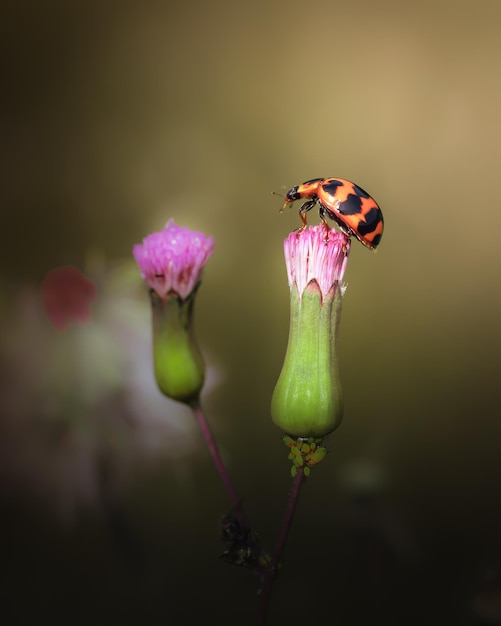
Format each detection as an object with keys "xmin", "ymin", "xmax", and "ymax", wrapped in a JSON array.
[
  {"xmin": 150, "ymin": 289, "xmax": 205, "ymax": 404},
  {"xmin": 271, "ymin": 226, "xmax": 350, "ymax": 437}
]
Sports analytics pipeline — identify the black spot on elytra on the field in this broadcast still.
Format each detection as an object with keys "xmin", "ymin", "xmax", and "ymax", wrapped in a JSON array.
[
  {"xmin": 321, "ymin": 179, "xmax": 344, "ymax": 196},
  {"xmin": 338, "ymin": 194, "xmax": 363, "ymax": 215},
  {"xmin": 352, "ymin": 183, "xmax": 371, "ymax": 198},
  {"xmin": 357, "ymin": 208, "xmax": 382, "ymax": 235},
  {"xmin": 370, "ymin": 233, "xmax": 382, "ymax": 247}
]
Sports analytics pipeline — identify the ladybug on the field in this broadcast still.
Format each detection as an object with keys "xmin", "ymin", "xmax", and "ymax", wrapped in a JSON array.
[{"xmin": 279, "ymin": 177, "xmax": 384, "ymax": 249}]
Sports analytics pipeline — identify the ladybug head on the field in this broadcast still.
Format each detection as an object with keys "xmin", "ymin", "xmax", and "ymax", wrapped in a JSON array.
[
  {"xmin": 277, "ymin": 185, "xmax": 301, "ymax": 213},
  {"xmin": 285, "ymin": 185, "xmax": 301, "ymax": 202}
]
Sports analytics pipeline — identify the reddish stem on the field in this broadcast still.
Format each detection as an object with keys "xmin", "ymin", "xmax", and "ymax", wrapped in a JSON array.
[
  {"xmin": 190, "ymin": 401, "xmax": 248, "ymax": 529},
  {"xmin": 257, "ymin": 466, "xmax": 306, "ymax": 625}
]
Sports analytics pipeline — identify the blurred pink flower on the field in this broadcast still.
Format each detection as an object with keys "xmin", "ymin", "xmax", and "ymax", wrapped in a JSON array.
[
  {"xmin": 0, "ymin": 261, "xmax": 221, "ymax": 523},
  {"xmin": 40, "ymin": 265, "xmax": 97, "ymax": 330},
  {"xmin": 133, "ymin": 219, "xmax": 214, "ymax": 300}
]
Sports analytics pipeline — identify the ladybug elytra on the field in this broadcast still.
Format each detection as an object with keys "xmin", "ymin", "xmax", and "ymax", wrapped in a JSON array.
[{"xmin": 279, "ymin": 177, "xmax": 384, "ymax": 250}]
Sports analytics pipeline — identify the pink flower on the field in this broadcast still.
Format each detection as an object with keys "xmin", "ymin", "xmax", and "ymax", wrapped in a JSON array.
[
  {"xmin": 133, "ymin": 219, "xmax": 214, "ymax": 300},
  {"xmin": 40, "ymin": 265, "xmax": 97, "ymax": 331},
  {"xmin": 284, "ymin": 226, "xmax": 351, "ymax": 301}
]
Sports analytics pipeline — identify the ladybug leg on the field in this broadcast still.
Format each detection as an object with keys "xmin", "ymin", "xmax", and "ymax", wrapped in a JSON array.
[
  {"xmin": 318, "ymin": 204, "xmax": 331, "ymax": 242},
  {"xmin": 297, "ymin": 199, "xmax": 317, "ymax": 232}
]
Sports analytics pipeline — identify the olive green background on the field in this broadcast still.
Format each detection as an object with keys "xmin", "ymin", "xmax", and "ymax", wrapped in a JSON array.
[{"xmin": 2, "ymin": 0, "xmax": 501, "ymax": 624}]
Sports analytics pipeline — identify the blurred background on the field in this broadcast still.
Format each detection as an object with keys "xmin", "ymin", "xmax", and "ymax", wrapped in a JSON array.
[{"xmin": 2, "ymin": 0, "xmax": 501, "ymax": 624}]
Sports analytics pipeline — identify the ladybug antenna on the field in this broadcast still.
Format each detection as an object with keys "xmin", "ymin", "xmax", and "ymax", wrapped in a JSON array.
[{"xmin": 271, "ymin": 190, "xmax": 285, "ymax": 198}]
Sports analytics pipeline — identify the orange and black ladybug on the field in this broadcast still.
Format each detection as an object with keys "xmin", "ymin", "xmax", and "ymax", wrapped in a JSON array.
[{"xmin": 279, "ymin": 177, "xmax": 384, "ymax": 250}]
